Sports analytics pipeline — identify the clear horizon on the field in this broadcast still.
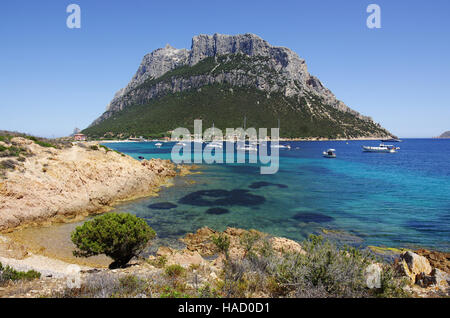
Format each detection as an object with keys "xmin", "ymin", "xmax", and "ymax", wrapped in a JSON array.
[{"xmin": 1, "ymin": 0, "xmax": 449, "ymax": 138}]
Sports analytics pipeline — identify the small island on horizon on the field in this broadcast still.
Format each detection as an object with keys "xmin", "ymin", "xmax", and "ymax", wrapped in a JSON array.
[{"xmin": 438, "ymin": 131, "xmax": 450, "ymax": 138}]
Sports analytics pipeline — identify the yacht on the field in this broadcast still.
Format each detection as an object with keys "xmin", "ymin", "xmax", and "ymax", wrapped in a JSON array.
[
  {"xmin": 269, "ymin": 119, "xmax": 291, "ymax": 149},
  {"xmin": 237, "ymin": 144, "xmax": 258, "ymax": 152},
  {"xmin": 362, "ymin": 144, "xmax": 399, "ymax": 153},
  {"xmin": 271, "ymin": 143, "xmax": 291, "ymax": 149},
  {"xmin": 205, "ymin": 141, "xmax": 223, "ymax": 149},
  {"xmin": 155, "ymin": 142, "xmax": 163, "ymax": 148}
]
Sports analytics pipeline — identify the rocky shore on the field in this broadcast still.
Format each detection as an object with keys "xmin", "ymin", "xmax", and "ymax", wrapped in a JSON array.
[
  {"xmin": 0, "ymin": 137, "xmax": 190, "ymax": 232},
  {"xmin": 1, "ymin": 226, "xmax": 449, "ymax": 298}
]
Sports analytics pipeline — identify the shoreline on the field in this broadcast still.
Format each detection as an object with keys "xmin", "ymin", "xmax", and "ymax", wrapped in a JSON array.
[
  {"xmin": 98, "ymin": 137, "xmax": 394, "ymax": 143},
  {"xmin": 0, "ymin": 137, "xmax": 197, "ymax": 233},
  {"xmin": 1, "ymin": 225, "xmax": 449, "ymax": 298}
]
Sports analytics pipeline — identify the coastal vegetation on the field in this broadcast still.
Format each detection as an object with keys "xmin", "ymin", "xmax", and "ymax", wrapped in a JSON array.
[
  {"xmin": 2, "ymin": 224, "xmax": 447, "ymax": 298},
  {"xmin": 46, "ymin": 223, "xmax": 417, "ymax": 298},
  {"xmin": 71, "ymin": 213, "xmax": 156, "ymax": 268},
  {"xmin": 0, "ymin": 262, "xmax": 41, "ymax": 286},
  {"xmin": 218, "ymin": 234, "xmax": 408, "ymax": 298},
  {"xmin": 0, "ymin": 130, "xmax": 67, "ymax": 149}
]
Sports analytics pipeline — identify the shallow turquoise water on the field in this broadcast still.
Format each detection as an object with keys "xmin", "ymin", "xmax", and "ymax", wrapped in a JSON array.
[{"xmin": 104, "ymin": 139, "xmax": 450, "ymax": 251}]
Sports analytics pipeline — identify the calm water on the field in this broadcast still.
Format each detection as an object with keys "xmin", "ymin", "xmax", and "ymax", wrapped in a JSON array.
[{"xmin": 104, "ymin": 139, "xmax": 450, "ymax": 252}]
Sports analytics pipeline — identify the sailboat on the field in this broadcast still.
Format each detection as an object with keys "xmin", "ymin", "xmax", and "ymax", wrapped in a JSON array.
[
  {"xmin": 205, "ymin": 122, "xmax": 223, "ymax": 149},
  {"xmin": 235, "ymin": 115, "xmax": 258, "ymax": 152},
  {"xmin": 271, "ymin": 119, "xmax": 291, "ymax": 149}
]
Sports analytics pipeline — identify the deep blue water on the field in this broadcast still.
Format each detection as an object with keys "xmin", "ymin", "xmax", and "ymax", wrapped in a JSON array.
[{"xmin": 103, "ymin": 139, "xmax": 450, "ymax": 251}]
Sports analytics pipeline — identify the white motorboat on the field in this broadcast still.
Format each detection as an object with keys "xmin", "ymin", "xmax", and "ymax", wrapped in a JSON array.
[
  {"xmin": 155, "ymin": 142, "xmax": 163, "ymax": 148},
  {"xmin": 237, "ymin": 145, "xmax": 258, "ymax": 152},
  {"xmin": 271, "ymin": 143, "xmax": 291, "ymax": 149},
  {"xmin": 205, "ymin": 141, "xmax": 223, "ymax": 149},
  {"xmin": 323, "ymin": 149, "xmax": 336, "ymax": 158},
  {"xmin": 362, "ymin": 144, "xmax": 399, "ymax": 153}
]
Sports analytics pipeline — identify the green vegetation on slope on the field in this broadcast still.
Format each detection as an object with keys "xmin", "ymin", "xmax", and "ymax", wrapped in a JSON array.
[{"xmin": 83, "ymin": 84, "xmax": 388, "ymax": 139}]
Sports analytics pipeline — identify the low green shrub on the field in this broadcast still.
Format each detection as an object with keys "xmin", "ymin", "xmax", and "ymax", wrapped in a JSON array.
[
  {"xmin": 25, "ymin": 136, "xmax": 56, "ymax": 148},
  {"xmin": 0, "ymin": 135, "xmax": 11, "ymax": 143},
  {"xmin": 99, "ymin": 145, "xmax": 110, "ymax": 152},
  {"xmin": 0, "ymin": 262, "xmax": 41, "ymax": 285},
  {"xmin": 211, "ymin": 233, "xmax": 230, "ymax": 259},
  {"xmin": 71, "ymin": 213, "xmax": 156, "ymax": 268},
  {"xmin": 218, "ymin": 234, "xmax": 408, "ymax": 298},
  {"xmin": 116, "ymin": 274, "xmax": 147, "ymax": 296},
  {"xmin": 147, "ymin": 255, "xmax": 167, "ymax": 268},
  {"xmin": 165, "ymin": 264, "xmax": 185, "ymax": 278}
]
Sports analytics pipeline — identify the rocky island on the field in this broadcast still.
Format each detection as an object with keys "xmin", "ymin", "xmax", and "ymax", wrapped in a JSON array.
[{"xmin": 83, "ymin": 33, "xmax": 393, "ymax": 140}]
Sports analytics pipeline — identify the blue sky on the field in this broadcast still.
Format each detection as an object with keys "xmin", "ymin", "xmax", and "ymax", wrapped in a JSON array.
[{"xmin": 0, "ymin": 0, "xmax": 449, "ymax": 138}]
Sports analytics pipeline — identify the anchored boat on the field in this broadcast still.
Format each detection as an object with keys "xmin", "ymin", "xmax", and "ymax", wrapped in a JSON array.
[
  {"xmin": 323, "ymin": 149, "xmax": 336, "ymax": 158},
  {"xmin": 362, "ymin": 144, "xmax": 399, "ymax": 153}
]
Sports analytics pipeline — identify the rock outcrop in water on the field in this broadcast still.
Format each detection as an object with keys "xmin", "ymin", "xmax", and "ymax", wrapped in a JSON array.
[{"xmin": 85, "ymin": 33, "xmax": 392, "ymax": 139}]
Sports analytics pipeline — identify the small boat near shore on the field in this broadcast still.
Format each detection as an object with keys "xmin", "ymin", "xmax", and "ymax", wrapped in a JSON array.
[
  {"xmin": 362, "ymin": 144, "xmax": 399, "ymax": 153},
  {"xmin": 155, "ymin": 142, "xmax": 163, "ymax": 148},
  {"xmin": 323, "ymin": 149, "xmax": 336, "ymax": 158}
]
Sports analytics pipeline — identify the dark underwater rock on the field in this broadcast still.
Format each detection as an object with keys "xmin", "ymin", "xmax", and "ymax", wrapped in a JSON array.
[
  {"xmin": 179, "ymin": 189, "xmax": 265, "ymax": 207},
  {"xmin": 148, "ymin": 202, "xmax": 177, "ymax": 209},
  {"xmin": 293, "ymin": 212, "xmax": 334, "ymax": 223},
  {"xmin": 205, "ymin": 207, "xmax": 230, "ymax": 215},
  {"xmin": 249, "ymin": 181, "xmax": 288, "ymax": 189}
]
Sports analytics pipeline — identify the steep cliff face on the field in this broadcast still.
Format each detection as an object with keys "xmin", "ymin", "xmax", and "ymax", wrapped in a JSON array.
[{"xmin": 86, "ymin": 33, "xmax": 392, "ymax": 139}]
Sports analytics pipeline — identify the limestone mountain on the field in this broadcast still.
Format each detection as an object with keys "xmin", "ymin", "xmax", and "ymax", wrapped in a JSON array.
[{"xmin": 84, "ymin": 33, "xmax": 393, "ymax": 139}]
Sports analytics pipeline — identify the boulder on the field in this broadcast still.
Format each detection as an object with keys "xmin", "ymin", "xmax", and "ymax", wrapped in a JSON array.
[
  {"xmin": 415, "ymin": 249, "xmax": 450, "ymax": 273},
  {"xmin": 402, "ymin": 251, "xmax": 432, "ymax": 275},
  {"xmin": 269, "ymin": 237, "xmax": 305, "ymax": 255},
  {"xmin": 365, "ymin": 263, "xmax": 382, "ymax": 289},
  {"xmin": 416, "ymin": 268, "xmax": 450, "ymax": 289},
  {"xmin": 156, "ymin": 246, "xmax": 175, "ymax": 257},
  {"xmin": 166, "ymin": 250, "xmax": 206, "ymax": 268}
]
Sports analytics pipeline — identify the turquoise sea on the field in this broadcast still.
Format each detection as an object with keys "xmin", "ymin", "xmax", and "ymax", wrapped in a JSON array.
[{"xmin": 103, "ymin": 139, "xmax": 450, "ymax": 252}]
